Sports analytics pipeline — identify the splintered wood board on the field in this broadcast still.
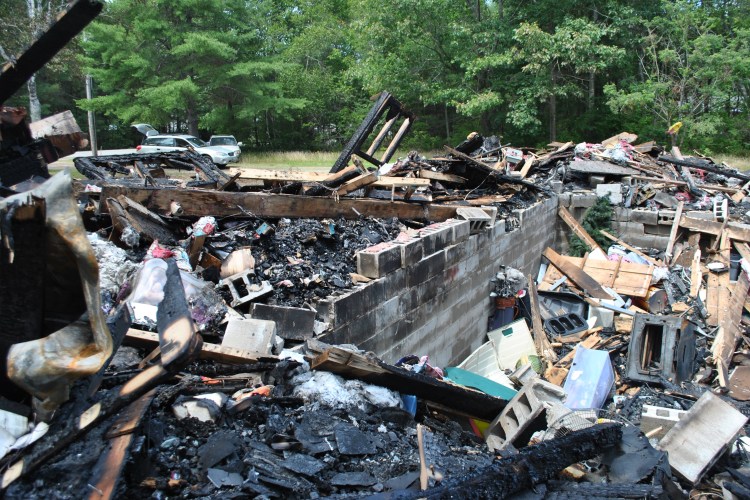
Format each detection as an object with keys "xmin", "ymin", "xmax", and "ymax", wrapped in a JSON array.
[{"xmin": 543, "ymin": 255, "xmax": 654, "ymax": 297}]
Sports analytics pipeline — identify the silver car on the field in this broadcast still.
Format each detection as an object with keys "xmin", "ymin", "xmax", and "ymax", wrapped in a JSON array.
[{"xmin": 136, "ymin": 134, "xmax": 239, "ymax": 166}]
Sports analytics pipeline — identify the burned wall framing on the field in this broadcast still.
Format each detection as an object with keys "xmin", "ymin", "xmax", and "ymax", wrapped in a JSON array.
[{"xmin": 316, "ymin": 196, "xmax": 559, "ymax": 367}]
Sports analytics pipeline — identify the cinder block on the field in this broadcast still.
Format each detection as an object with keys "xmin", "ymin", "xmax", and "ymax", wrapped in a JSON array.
[
  {"xmin": 480, "ymin": 206, "xmax": 498, "ymax": 226},
  {"xmin": 657, "ymin": 210, "xmax": 677, "ymax": 225},
  {"xmin": 640, "ymin": 405, "xmax": 686, "ymax": 440},
  {"xmin": 557, "ymin": 193, "xmax": 572, "ymax": 207},
  {"xmin": 418, "ymin": 224, "xmax": 454, "ymax": 255},
  {"xmin": 456, "ymin": 208, "xmax": 492, "ymax": 234},
  {"xmin": 447, "ymin": 219, "xmax": 471, "ymax": 243},
  {"xmin": 393, "ymin": 236, "xmax": 423, "ymax": 267},
  {"xmin": 630, "ymin": 209, "xmax": 658, "ymax": 225},
  {"xmin": 220, "ymin": 270, "xmax": 272, "ymax": 307},
  {"xmin": 596, "ymin": 183, "xmax": 622, "ymax": 204},
  {"xmin": 613, "ymin": 206, "xmax": 631, "ymax": 222},
  {"xmin": 626, "ymin": 233, "xmax": 670, "ymax": 250},
  {"xmin": 570, "ymin": 193, "xmax": 598, "ymax": 209},
  {"xmin": 251, "ymin": 303, "xmax": 315, "ymax": 341},
  {"xmin": 222, "ymin": 318, "xmax": 276, "ymax": 354},
  {"xmin": 612, "ymin": 221, "xmax": 645, "ymax": 234},
  {"xmin": 406, "ymin": 250, "xmax": 446, "ymax": 288},
  {"xmin": 357, "ymin": 242, "xmax": 402, "ymax": 278},
  {"xmin": 485, "ymin": 379, "xmax": 567, "ymax": 452},
  {"xmin": 643, "ymin": 223, "xmax": 672, "ymax": 236}
]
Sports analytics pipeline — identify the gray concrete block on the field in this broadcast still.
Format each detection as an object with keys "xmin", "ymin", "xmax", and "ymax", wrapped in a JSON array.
[
  {"xmin": 557, "ymin": 193, "xmax": 572, "ymax": 207},
  {"xmin": 356, "ymin": 242, "xmax": 402, "ymax": 278},
  {"xmin": 375, "ymin": 296, "xmax": 401, "ymax": 331},
  {"xmin": 480, "ymin": 206, "xmax": 498, "ymax": 226},
  {"xmin": 251, "ymin": 303, "xmax": 315, "ymax": 341},
  {"xmin": 394, "ymin": 235, "xmax": 423, "ymax": 267},
  {"xmin": 570, "ymin": 193, "xmax": 598, "ymax": 209},
  {"xmin": 629, "ymin": 209, "xmax": 658, "ymax": 225},
  {"xmin": 418, "ymin": 223, "xmax": 454, "ymax": 255},
  {"xmin": 222, "ymin": 318, "xmax": 276, "ymax": 354},
  {"xmin": 406, "ymin": 250, "xmax": 446, "ymax": 288},
  {"xmin": 657, "ymin": 210, "xmax": 678, "ymax": 225},
  {"xmin": 595, "ymin": 183, "xmax": 623, "ymax": 204},
  {"xmin": 613, "ymin": 206, "xmax": 631, "ymax": 222},
  {"xmin": 448, "ymin": 219, "xmax": 471, "ymax": 243},
  {"xmin": 626, "ymin": 233, "xmax": 670, "ymax": 250},
  {"xmin": 612, "ymin": 221, "xmax": 645, "ymax": 234},
  {"xmin": 643, "ymin": 223, "xmax": 672, "ymax": 236}
]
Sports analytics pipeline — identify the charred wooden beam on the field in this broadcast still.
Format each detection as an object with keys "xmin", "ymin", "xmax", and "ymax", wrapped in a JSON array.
[
  {"xmin": 391, "ymin": 423, "xmax": 622, "ymax": 499},
  {"xmin": 0, "ymin": 1, "xmax": 103, "ymax": 104},
  {"xmin": 659, "ymin": 154, "xmax": 750, "ymax": 182},
  {"xmin": 98, "ymin": 186, "xmax": 459, "ymax": 222}
]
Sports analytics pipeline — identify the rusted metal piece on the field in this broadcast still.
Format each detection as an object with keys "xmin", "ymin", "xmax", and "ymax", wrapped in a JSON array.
[
  {"xmin": 1, "ymin": 259, "xmax": 201, "ymax": 491},
  {"xmin": 2, "ymin": 172, "xmax": 112, "ymax": 419},
  {"xmin": 0, "ymin": 0, "xmax": 103, "ymax": 105}
]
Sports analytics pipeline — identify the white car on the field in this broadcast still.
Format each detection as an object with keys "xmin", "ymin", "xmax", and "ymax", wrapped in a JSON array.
[
  {"xmin": 209, "ymin": 135, "xmax": 242, "ymax": 159},
  {"xmin": 136, "ymin": 134, "xmax": 239, "ymax": 166}
]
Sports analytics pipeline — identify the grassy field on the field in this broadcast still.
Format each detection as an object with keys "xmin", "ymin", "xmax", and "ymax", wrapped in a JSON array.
[{"xmin": 714, "ymin": 154, "xmax": 750, "ymax": 171}]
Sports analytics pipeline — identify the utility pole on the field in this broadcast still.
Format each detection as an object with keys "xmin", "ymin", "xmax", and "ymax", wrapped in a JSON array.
[{"xmin": 85, "ymin": 75, "xmax": 98, "ymax": 156}]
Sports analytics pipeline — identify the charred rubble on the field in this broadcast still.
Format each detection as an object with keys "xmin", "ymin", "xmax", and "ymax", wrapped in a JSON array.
[{"xmin": 5, "ymin": 2, "xmax": 750, "ymax": 498}]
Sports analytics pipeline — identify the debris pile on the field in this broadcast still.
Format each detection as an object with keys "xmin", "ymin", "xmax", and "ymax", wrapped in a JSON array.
[{"xmin": 5, "ymin": 4, "xmax": 750, "ymax": 495}]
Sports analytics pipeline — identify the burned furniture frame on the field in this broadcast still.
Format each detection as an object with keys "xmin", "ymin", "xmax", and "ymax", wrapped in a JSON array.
[
  {"xmin": 330, "ymin": 91, "xmax": 415, "ymax": 173},
  {"xmin": 626, "ymin": 313, "xmax": 696, "ymax": 384}
]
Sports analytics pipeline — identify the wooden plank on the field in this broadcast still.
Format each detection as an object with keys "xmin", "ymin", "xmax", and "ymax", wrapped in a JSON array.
[
  {"xmin": 690, "ymin": 249, "xmax": 702, "ymax": 298},
  {"xmin": 599, "ymin": 230, "xmax": 662, "ymax": 266},
  {"xmin": 88, "ymin": 390, "xmax": 157, "ymax": 500},
  {"xmin": 518, "ymin": 156, "xmax": 534, "ymax": 179},
  {"xmin": 125, "ymin": 328, "xmax": 277, "ymax": 364},
  {"xmin": 542, "ymin": 248, "xmax": 611, "ymax": 299},
  {"xmin": 679, "ymin": 215, "xmax": 750, "ymax": 243},
  {"xmin": 372, "ymin": 176, "xmax": 431, "ymax": 188},
  {"xmin": 558, "ymin": 206, "xmax": 603, "ymax": 254},
  {"xmin": 311, "ymin": 346, "xmax": 506, "ymax": 421},
  {"xmin": 629, "ymin": 175, "xmax": 740, "ymax": 194},
  {"xmin": 706, "ymin": 271, "xmax": 721, "ymax": 326},
  {"xmin": 417, "ymin": 169, "xmax": 466, "ymax": 184},
  {"xmin": 98, "ymin": 186, "xmax": 459, "ymax": 221},
  {"xmin": 734, "ymin": 241, "xmax": 750, "ymax": 263},
  {"xmin": 542, "ymin": 250, "xmax": 653, "ymax": 298},
  {"xmin": 334, "ymin": 172, "xmax": 377, "ymax": 196},
  {"xmin": 665, "ymin": 201, "xmax": 684, "ymax": 264},
  {"xmin": 528, "ymin": 276, "xmax": 557, "ymax": 363},
  {"xmin": 713, "ymin": 272, "xmax": 750, "ymax": 386},
  {"xmin": 229, "ymin": 168, "xmax": 328, "ymax": 182}
]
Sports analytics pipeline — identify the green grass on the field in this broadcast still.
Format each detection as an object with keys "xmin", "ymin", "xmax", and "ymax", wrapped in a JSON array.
[
  {"xmin": 714, "ymin": 154, "xmax": 750, "ymax": 171},
  {"xmin": 237, "ymin": 151, "xmax": 339, "ymax": 170}
]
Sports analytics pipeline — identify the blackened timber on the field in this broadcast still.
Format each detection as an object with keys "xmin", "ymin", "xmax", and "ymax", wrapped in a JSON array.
[
  {"xmin": 660, "ymin": 154, "xmax": 750, "ymax": 182},
  {"xmin": 387, "ymin": 423, "xmax": 622, "ymax": 499},
  {"xmin": 304, "ymin": 165, "xmax": 361, "ymax": 196},
  {"xmin": 443, "ymin": 146, "xmax": 549, "ymax": 193},
  {"xmin": 98, "ymin": 186, "xmax": 458, "ymax": 221},
  {"xmin": 0, "ymin": 0, "xmax": 103, "ymax": 104}
]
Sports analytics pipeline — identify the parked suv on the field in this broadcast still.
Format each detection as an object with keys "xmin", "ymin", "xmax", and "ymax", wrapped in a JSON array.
[
  {"xmin": 136, "ymin": 134, "xmax": 239, "ymax": 166},
  {"xmin": 208, "ymin": 135, "xmax": 242, "ymax": 159}
]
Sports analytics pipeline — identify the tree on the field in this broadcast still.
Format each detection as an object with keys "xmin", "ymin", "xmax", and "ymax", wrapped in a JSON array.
[
  {"xmin": 604, "ymin": 0, "xmax": 750, "ymax": 153},
  {"xmin": 79, "ymin": 0, "xmax": 305, "ymax": 146}
]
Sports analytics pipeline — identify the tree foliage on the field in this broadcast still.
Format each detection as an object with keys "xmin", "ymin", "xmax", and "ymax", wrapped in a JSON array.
[{"xmin": 1, "ymin": 0, "xmax": 748, "ymax": 153}]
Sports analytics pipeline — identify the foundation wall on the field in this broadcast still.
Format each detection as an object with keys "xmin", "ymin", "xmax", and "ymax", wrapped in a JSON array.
[{"xmin": 316, "ymin": 195, "xmax": 559, "ymax": 368}]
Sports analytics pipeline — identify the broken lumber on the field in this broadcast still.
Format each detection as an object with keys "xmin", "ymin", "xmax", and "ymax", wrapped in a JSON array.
[
  {"xmin": 665, "ymin": 201, "xmax": 684, "ymax": 264},
  {"xmin": 557, "ymin": 206, "xmax": 603, "ymax": 255},
  {"xmin": 98, "ymin": 186, "xmax": 459, "ymax": 222},
  {"xmin": 125, "ymin": 328, "xmax": 277, "ymax": 365},
  {"xmin": 543, "ymin": 248, "xmax": 619, "ymax": 299},
  {"xmin": 311, "ymin": 346, "xmax": 506, "ymax": 421},
  {"xmin": 599, "ymin": 230, "xmax": 662, "ymax": 266},
  {"xmin": 334, "ymin": 172, "xmax": 377, "ymax": 196},
  {"xmin": 528, "ymin": 276, "xmax": 557, "ymax": 363},
  {"xmin": 679, "ymin": 215, "xmax": 750, "ymax": 243},
  {"xmin": 418, "ymin": 169, "xmax": 466, "ymax": 184},
  {"xmin": 660, "ymin": 154, "xmax": 750, "ymax": 183}
]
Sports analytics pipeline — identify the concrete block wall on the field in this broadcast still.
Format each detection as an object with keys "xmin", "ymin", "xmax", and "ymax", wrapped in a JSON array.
[
  {"xmin": 557, "ymin": 193, "xmax": 671, "ymax": 251},
  {"xmin": 316, "ymin": 196, "xmax": 559, "ymax": 368}
]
